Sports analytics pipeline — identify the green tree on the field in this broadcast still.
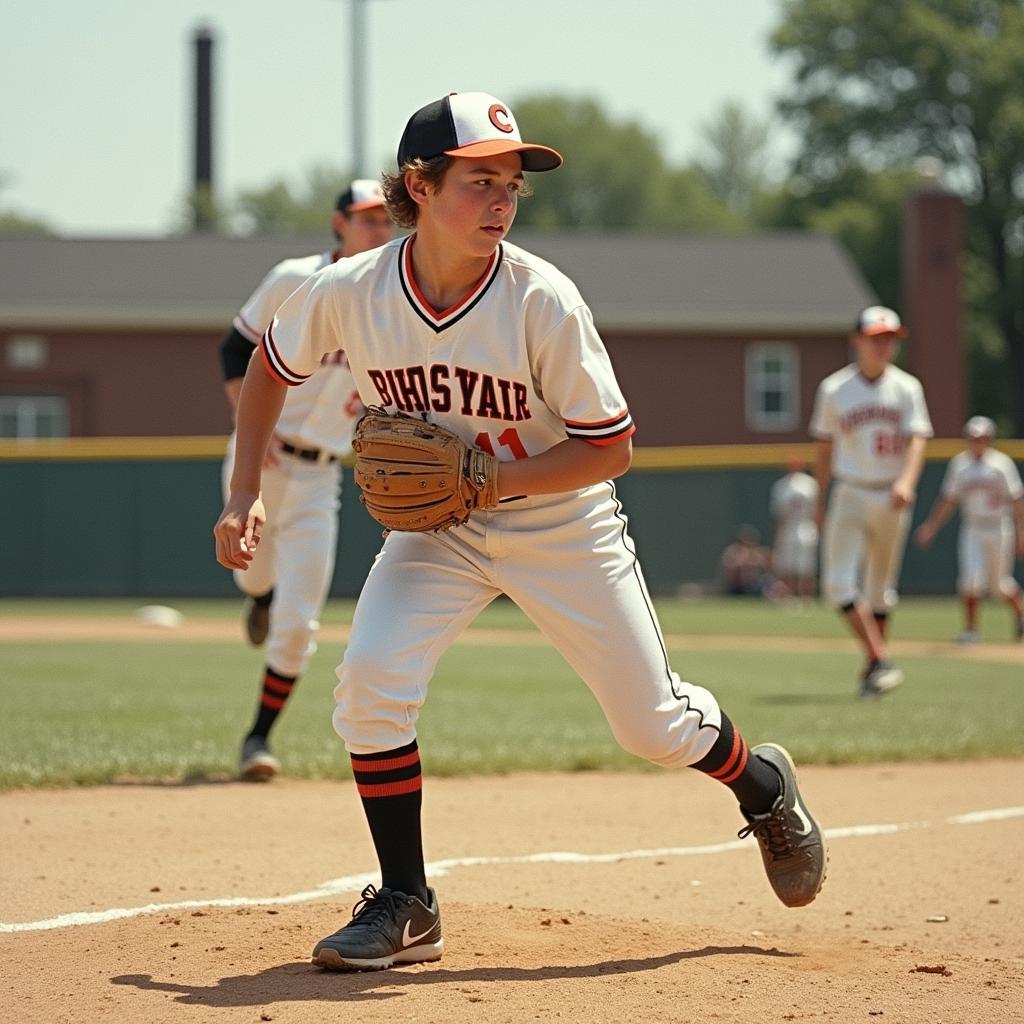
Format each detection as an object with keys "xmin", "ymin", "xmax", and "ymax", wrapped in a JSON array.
[
  {"xmin": 511, "ymin": 95, "xmax": 745, "ymax": 232},
  {"xmin": 696, "ymin": 101, "xmax": 774, "ymax": 218},
  {"xmin": 771, "ymin": 0, "xmax": 1024, "ymax": 432},
  {"xmin": 235, "ymin": 164, "xmax": 351, "ymax": 235},
  {"xmin": 0, "ymin": 173, "xmax": 52, "ymax": 235}
]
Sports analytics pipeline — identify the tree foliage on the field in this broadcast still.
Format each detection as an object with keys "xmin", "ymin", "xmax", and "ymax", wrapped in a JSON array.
[
  {"xmin": 771, "ymin": 0, "xmax": 1024, "ymax": 431},
  {"xmin": 511, "ymin": 96, "xmax": 747, "ymax": 232}
]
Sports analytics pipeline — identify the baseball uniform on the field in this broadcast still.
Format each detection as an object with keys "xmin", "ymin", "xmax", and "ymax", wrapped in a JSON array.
[
  {"xmin": 811, "ymin": 363, "xmax": 933, "ymax": 611},
  {"xmin": 941, "ymin": 448, "xmax": 1024, "ymax": 598},
  {"xmin": 770, "ymin": 471, "xmax": 819, "ymax": 578},
  {"xmin": 224, "ymin": 250, "xmax": 361, "ymax": 678},
  {"xmin": 261, "ymin": 234, "xmax": 722, "ymax": 765}
]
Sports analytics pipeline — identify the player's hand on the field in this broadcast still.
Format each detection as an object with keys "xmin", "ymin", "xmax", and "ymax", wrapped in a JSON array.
[
  {"xmin": 890, "ymin": 480, "xmax": 915, "ymax": 509},
  {"xmin": 214, "ymin": 493, "xmax": 266, "ymax": 570},
  {"xmin": 914, "ymin": 522, "xmax": 935, "ymax": 549}
]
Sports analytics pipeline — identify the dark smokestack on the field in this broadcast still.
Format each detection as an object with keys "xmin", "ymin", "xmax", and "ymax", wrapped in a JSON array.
[{"xmin": 192, "ymin": 25, "xmax": 215, "ymax": 231}]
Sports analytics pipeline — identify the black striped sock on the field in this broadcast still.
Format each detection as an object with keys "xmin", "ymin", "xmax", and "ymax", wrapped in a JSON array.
[
  {"xmin": 350, "ymin": 740, "xmax": 427, "ymax": 902},
  {"xmin": 690, "ymin": 712, "xmax": 780, "ymax": 814},
  {"xmin": 247, "ymin": 665, "xmax": 297, "ymax": 740}
]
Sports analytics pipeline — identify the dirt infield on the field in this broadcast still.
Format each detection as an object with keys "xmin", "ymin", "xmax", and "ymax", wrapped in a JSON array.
[{"xmin": 3, "ymin": 762, "xmax": 1022, "ymax": 1023}]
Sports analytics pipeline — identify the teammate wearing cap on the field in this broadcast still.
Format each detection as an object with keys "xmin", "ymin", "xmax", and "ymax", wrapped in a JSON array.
[
  {"xmin": 914, "ymin": 416, "xmax": 1024, "ymax": 643},
  {"xmin": 770, "ymin": 453, "xmax": 819, "ymax": 603},
  {"xmin": 214, "ymin": 91, "xmax": 826, "ymax": 970},
  {"xmin": 219, "ymin": 180, "xmax": 393, "ymax": 780},
  {"xmin": 811, "ymin": 305, "xmax": 933, "ymax": 698}
]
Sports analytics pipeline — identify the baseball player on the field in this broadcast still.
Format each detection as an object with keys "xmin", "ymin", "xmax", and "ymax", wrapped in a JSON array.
[
  {"xmin": 914, "ymin": 416, "xmax": 1024, "ymax": 643},
  {"xmin": 214, "ymin": 92, "xmax": 826, "ymax": 970},
  {"xmin": 219, "ymin": 180, "xmax": 393, "ymax": 780},
  {"xmin": 811, "ymin": 305, "xmax": 933, "ymax": 698},
  {"xmin": 770, "ymin": 454, "xmax": 819, "ymax": 602}
]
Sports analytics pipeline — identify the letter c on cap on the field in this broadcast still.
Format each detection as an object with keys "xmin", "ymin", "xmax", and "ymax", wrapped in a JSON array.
[{"xmin": 488, "ymin": 104, "xmax": 514, "ymax": 134}]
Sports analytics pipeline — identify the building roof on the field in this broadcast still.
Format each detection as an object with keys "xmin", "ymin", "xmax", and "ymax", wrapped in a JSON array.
[{"xmin": 0, "ymin": 231, "xmax": 873, "ymax": 333}]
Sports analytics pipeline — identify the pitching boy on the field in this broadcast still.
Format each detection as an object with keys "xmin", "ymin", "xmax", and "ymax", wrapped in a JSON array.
[
  {"xmin": 214, "ymin": 92, "xmax": 826, "ymax": 970},
  {"xmin": 219, "ymin": 180, "xmax": 393, "ymax": 779},
  {"xmin": 914, "ymin": 415, "xmax": 1024, "ymax": 642},
  {"xmin": 811, "ymin": 305, "xmax": 932, "ymax": 697}
]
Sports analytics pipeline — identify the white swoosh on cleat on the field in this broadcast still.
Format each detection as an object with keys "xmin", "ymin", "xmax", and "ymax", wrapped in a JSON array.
[
  {"xmin": 791, "ymin": 796, "xmax": 815, "ymax": 836},
  {"xmin": 402, "ymin": 920, "xmax": 435, "ymax": 947}
]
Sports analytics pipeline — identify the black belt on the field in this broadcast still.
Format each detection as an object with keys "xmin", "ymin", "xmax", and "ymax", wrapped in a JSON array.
[
  {"xmin": 835, "ymin": 478, "xmax": 892, "ymax": 490},
  {"xmin": 280, "ymin": 441, "xmax": 339, "ymax": 464}
]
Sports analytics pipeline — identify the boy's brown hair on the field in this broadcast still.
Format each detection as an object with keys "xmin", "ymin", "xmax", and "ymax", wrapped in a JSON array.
[
  {"xmin": 382, "ymin": 156, "xmax": 533, "ymax": 228},
  {"xmin": 382, "ymin": 157, "xmax": 453, "ymax": 229}
]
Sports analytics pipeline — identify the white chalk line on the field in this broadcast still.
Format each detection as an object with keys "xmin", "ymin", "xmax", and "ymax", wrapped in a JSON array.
[{"xmin": 2, "ymin": 805, "xmax": 1022, "ymax": 934}]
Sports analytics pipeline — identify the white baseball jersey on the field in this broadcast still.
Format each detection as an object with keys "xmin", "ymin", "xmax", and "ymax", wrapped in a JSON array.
[
  {"xmin": 235, "ymin": 251, "xmax": 360, "ymax": 456},
  {"xmin": 940, "ymin": 449, "xmax": 1023, "ymax": 527},
  {"xmin": 810, "ymin": 364, "xmax": 933, "ymax": 484},
  {"xmin": 261, "ymin": 236, "xmax": 635, "ymax": 460},
  {"xmin": 260, "ymin": 234, "xmax": 724, "ymax": 766}
]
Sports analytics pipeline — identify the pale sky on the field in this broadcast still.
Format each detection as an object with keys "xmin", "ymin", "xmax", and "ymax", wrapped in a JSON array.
[{"xmin": 1, "ymin": 0, "xmax": 797, "ymax": 236}]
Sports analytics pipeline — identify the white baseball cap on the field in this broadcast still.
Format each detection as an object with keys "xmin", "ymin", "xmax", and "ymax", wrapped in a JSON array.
[
  {"xmin": 397, "ymin": 92, "xmax": 563, "ymax": 172},
  {"xmin": 336, "ymin": 179, "xmax": 386, "ymax": 212},
  {"xmin": 964, "ymin": 415, "xmax": 996, "ymax": 439},
  {"xmin": 855, "ymin": 305, "xmax": 908, "ymax": 337}
]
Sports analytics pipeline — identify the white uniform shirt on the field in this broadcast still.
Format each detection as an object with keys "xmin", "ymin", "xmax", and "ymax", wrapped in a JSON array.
[
  {"xmin": 809, "ymin": 364, "xmax": 933, "ymax": 484},
  {"xmin": 260, "ymin": 237, "xmax": 635, "ymax": 469},
  {"xmin": 235, "ymin": 251, "xmax": 360, "ymax": 456},
  {"xmin": 941, "ymin": 448, "xmax": 1024, "ymax": 526},
  {"xmin": 771, "ymin": 472, "xmax": 819, "ymax": 529}
]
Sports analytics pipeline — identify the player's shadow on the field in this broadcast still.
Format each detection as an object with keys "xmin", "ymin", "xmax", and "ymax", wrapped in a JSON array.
[{"xmin": 111, "ymin": 945, "xmax": 797, "ymax": 1007}]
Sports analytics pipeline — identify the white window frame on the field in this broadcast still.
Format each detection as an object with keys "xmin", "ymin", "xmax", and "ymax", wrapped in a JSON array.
[
  {"xmin": 0, "ymin": 395, "xmax": 69, "ymax": 438},
  {"xmin": 745, "ymin": 342, "xmax": 800, "ymax": 433}
]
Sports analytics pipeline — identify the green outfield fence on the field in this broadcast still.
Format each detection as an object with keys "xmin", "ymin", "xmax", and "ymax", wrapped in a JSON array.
[{"xmin": 2, "ymin": 437, "xmax": 1022, "ymax": 598}]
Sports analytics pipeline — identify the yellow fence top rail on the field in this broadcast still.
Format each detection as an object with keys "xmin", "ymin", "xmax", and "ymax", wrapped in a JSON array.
[{"xmin": 0, "ymin": 436, "xmax": 1022, "ymax": 468}]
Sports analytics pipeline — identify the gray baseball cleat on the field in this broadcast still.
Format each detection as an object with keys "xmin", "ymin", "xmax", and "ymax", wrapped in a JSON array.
[
  {"xmin": 239, "ymin": 735, "xmax": 280, "ymax": 781},
  {"xmin": 244, "ymin": 594, "xmax": 272, "ymax": 646},
  {"xmin": 313, "ymin": 885, "xmax": 443, "ymax": 970},
  {"xmin": 738, "ymin": 743, "xmax": 827, "ymax": 908},
  {"xmin": 860, "ymin": 659, "xmax": 904, "ymax": 699}
]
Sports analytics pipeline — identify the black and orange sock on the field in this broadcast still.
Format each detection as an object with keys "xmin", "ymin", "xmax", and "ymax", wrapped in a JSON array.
[
  {"xmin": 691, "ymin": 712, "xmax": 780, "ymax": 815},
  {"xmin": 351, "ymin": 739, "xmax": 427, "ymax": 902},
  {"xmin": 873, "ymin": 611, "xmax": 889, "ymax": 641},
  {"xmin": 247, "ymin": 665, "xmax": 297, "ymax": 740}
]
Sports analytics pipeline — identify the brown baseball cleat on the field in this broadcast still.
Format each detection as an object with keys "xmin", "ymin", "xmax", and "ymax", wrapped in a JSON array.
[
  {"xmin": 244, "ymin": 595, "xmax": 271, "ymax": 646},
  {"xmin": 738, "ymin": 743, "xmax": 827, "ymax": 908}
]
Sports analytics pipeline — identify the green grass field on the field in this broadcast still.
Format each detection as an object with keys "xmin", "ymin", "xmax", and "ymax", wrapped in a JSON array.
[{"xmin": 1, "ymin": 596, "xmax": 1022, "ymax": 788}]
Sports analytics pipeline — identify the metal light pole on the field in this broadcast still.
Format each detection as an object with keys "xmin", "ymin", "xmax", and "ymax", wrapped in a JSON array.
[{"xmin": 350, "ymin": 0, "xmax": 368, "ymax": 177}]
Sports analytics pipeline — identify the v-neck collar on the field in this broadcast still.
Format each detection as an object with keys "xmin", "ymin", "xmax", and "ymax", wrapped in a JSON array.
[{"xmin": 398, "ymin": 235, "xmax": 502, "ymax": 333}]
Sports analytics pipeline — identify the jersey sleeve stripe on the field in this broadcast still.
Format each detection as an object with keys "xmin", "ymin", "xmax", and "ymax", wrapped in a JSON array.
[
  {"xmin": 260, "ymin": 324, "xmax": 311, "ymax": 386},
  {"xmin": 565, "ymin": 410, "xmax": 635, "ymax": 444},
  {"xmin": 582, "ymin": 422, "xmax": 637, "ymax": 446},
  {"xmin": 565, "ymin": 410, "xmax": 631, "ymax": 429}
]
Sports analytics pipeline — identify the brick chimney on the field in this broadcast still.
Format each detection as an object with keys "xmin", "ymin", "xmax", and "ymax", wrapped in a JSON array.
[
  {"xmin": 901, "ymin": 185, "xmax": 965, "ymax": 438},
  {"xmin": 192, "ymin": 25, "xmax": 215, "ymax": 232}
]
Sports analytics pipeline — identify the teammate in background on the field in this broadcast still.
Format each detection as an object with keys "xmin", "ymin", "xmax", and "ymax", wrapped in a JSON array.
[
  {"xmin": 720, "ymin": 525, "xmax": 774, "ymax": 597},
  {"xmin": 219, "ymin": 180, "xmax": 394, "ymax": 780},
  {"xmin": 770, "ymin": 454, "xmax": 819, "ymax": 602},
  {"xmin": 214, "ymin": 92, "xmax": 826, "ymax": 970},
  {"xmin": 913, "ymin": 416, "xmax": 1024, "ymax": 643},
  {"xmin": 811, "ymin": 305, "xmax": 933, "ymax": 699}
]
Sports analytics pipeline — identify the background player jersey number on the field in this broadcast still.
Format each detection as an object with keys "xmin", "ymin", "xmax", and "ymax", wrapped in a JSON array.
[
  {"xmin": 873, "ymin": 430, "xmax": 904, "ymax": 456},
  {"xmin": 475, "ymin": 428, "xmax": 529, "ymax": 460}
]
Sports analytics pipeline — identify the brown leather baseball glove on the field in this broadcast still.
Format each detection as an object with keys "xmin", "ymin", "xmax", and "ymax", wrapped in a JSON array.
[{"xmin": 352, "ymin": 407, "xmax": 500, "ymax": 532}]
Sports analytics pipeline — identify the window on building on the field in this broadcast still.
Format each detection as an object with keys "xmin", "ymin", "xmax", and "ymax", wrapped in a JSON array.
[
  {"xmin": 745, "ymin": 343, "xmax": 799, "ymax": 432},
  {"xmin": 0, "ymin": 396, "xmax": 68, "ymax": 438}
]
